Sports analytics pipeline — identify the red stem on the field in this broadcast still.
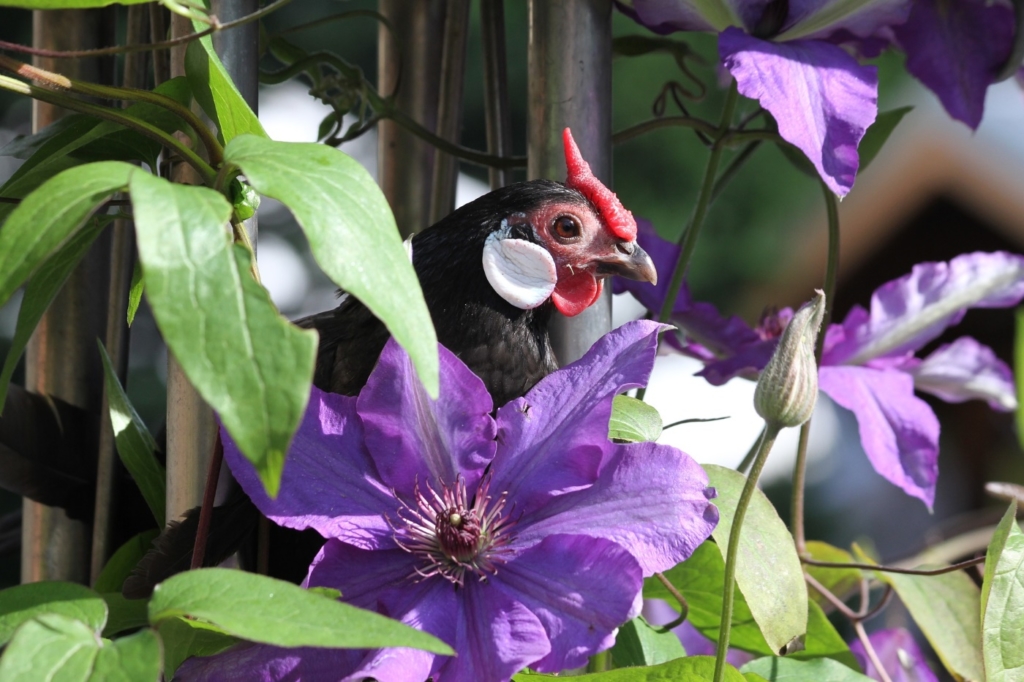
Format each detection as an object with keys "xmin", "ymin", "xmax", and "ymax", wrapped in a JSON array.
[{"xmin": 191, "ymin": 433, "xmax": 224, "ymax": 570}]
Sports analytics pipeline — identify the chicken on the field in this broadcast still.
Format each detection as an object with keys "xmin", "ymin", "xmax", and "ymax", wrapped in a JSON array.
[
  {"xmin": 301, "ymin": 130, "xmax": 655, "ymax": 404},
  {"xmin": 124, "ymin": 129, "xmax": 657, "ymax": 592}
]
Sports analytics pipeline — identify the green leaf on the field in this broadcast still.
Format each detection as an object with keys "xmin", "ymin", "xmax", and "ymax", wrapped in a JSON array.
[
  {"xmin": 741, "ymin": 657, "xmax": 874, "ymax": 681},
  {"xmin": 610, "ymin": 616, "xmax": 686, "ymax": 668},
  {"xmin": 857, "ymin": 106, "xmax": 913, "ymax": 172},
  {"xmin": 645, "ymin": 542, "xmax": 856, "ymax": 668},
  {"xmin": 0, "ymin": 161, "xmax": 134, "ymax": 310},
  {"xmin": 100, "ymin": 592, "xmax": 150, "ymax": 638},
  {"xmin": 0, "ymin": 614, "xmax": 98, "ymax": 680},
  {"xmin": 0, "ymin": 78, "xmax": 193, "ymax": 216},
  {"xmin": 804, "ymin": 541, "xmax": 861, "ymax": 611},
  {"xmin": 129, "ymin": 172, "xmax": 317, "ymax": 495},
  {"xmin": 224, "ymin": 135, "xmax": 439, "ymax": 397},
  {"xmin": 185, "ymin": 30, "xmax": 266, "ymax": 143},
  {"xmin": 230, "ymin": 178, "xmax": 260, "ymax": 221},
  {"xmin": 127, "ymin": 259, "xmax": 144, "ymax": 326},
  {"xmin": 99, "ymin": 341, "xmax": 166, "ymax": 524},
  {"xmin": 514, "ymin": 655, "xmax": 746, "ymax": 681},
  {"xmin": 91, "ymin": 627, "xmax": 162, "ymax": 681},
  {"xmin": 982, "ymin": 502, "xmax": 1024, "ymax": 681},
  {"xmin": 705, "ymin": 464, "xmax": 807, "ymax": 654},
  {"xmin": 0, "ymin": 213, "xmax": 111, "ymax": 410},
  {"xmin": 148, "ymin": 568, "xmax": 453, "ymax": 654},
  {"xmin": 0, "ymin": 582, "xmax": 106, "ymax": 646},
  {"xmin": 0, "ymin": 613, "xmax": 161, "ymax": 681},
  {"xmin": 158, "ymin": 617, "xmax": 238, "ymax": 678},
  {"xmin": 859, "ymin": 548, "xmax": 984, "ymax": 681},
  {"xmin": 94, "ymin": 530, "xmax": 160, "ymax": 595},
  {"xmin": 609, "ymin": 395, "xmax": 663, "ymax": 443},
  {"xmin": 744, "ymin": 675, "xmax": 771, "ymax": 682}
]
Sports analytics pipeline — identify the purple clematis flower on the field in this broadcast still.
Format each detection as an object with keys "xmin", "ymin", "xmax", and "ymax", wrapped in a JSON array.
[
  {"xmin": 849, "ymin": 628, "xmax": 939, "ymax": 682},
  {"xmin": 618, "ymin": 0, "xmax": 907, "ymax": 195},
  {"xmin": 616, "ymin": 223, "xmax": 1024, "ymax": 508},
  {"xmin": 893, "ymin": 0, "xmax": 1016, "ymax": 129},
  {"xmin": 176, "ymin": 321, "xmax": 719, "ymax": 682}
]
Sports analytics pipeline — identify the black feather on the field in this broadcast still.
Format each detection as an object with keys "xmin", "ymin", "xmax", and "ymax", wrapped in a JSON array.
[{"xmin": 122, "ymin": 490, "xmax": 259, "ymax": 599}]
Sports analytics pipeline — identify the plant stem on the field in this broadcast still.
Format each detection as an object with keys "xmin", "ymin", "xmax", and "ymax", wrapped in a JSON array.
[
  {"xmin": 657, "ymin": 82, "xmax": 739, "ymax": 326},
  {"xmin": 586, "ymin": 650, "xmax": 609, "ymax": 673},
  {"xmin": 854, "ymin": 620, "xmax": 894, "ymax": 682},
  {"xmin": 0, "ymin": 0, "xmax": 295, "ymax": 59},
  {"xmin": 0, "ymin": 54, "xmax": 225, "ymax": 166},
  {"xmin": 0, "ymin": 74, "xmax": 216, "ymax": 185},
  {"xmin": 191, "ymin": 433, "xmax": 224, "ymax": 570},
  {"xmin": 801, "ymin": 554, "xmax": 986, "ymax": 576},
  {"xmin": 612, "ymin": 115, "xmax": 718, "ymax": 145},
  {"xmin": 735, "ymin": 425, "xmax": 766, "ymax": 474},
  {"xmin": 713, "ymin": 421, "xmax": 781, "ymax": 682},
  {"xmin": 791, "ymin": 182, "xmax": 840, "ymax": 555}
]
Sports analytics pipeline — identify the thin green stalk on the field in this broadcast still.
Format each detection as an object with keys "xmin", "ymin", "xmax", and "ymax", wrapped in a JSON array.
[
  {"xmin": 0, "ymin": 75, "xmax": 217, "ymax": 185},
  {"xmin": 790, "ymin": 182, "xmax": 840, "ymax": 555},
  {"xmin": 656, "ymin": 82, "xmax": 739, "ymax": 325},
  {"xmin": 612, "ymin": 115, "xmax": 718, "ymax": 145},
  {"xmin": 586, "ymin": 650, "xmax": 609, "ymax": 673},
  {"xmin": 713, "ymin": 422, "xmax": 782, "ymax": 682},
  {"xmin": 735, "ymin": 425, "xmax": 766, "ymax": 474}
]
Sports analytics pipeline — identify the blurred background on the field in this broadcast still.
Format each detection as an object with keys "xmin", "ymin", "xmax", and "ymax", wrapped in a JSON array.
[{"xmin": 0, "ymin": 1, "xmax": 1022, "ymax": 661}]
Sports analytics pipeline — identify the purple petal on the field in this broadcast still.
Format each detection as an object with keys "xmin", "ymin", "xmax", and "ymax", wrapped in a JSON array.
[
  {"xmin": 697, "ymin": 338, "xmax": 777, "ymax": 385},
  {"xmin": 910, "ymin": 337, "xmax": 1017, "ymax": 412},
  {"xmin": 221, "ymin": 388, "xmax": 397, "ymax": 549},
  {"xmin": 613, "ymin": 219, "xmax": 692, "ymax": 316},
  {"xmin": 510, "ymin": 441, "xmax": 719, "ymax": 575},
  {"xmin": 849, "ymin": 627, "xmax": 939, "ymax": 682},
  {"xmin": 677, "ymin": 300, "xmax": 762, "ymax": 358},
  {"xmin": 494, "ymin": 534, "xmax": 643, "ymax": 672},
  {"xmin": 490, "ymin": 320, "xmax": 668, "ymax": 511},
  {"xmin": 894, "ymin": 0, "xmax": 1014, "ymax": 129},
  {"xmin": 629, "ymin": 0, "xmax": 765, "ymax": 33},
  {"xmin": 446, "ymin": 579, "xmax": 550, "ymax": 682},
  {"xmin": 358, "ymin": 339, "xmax": 496, "ymax": 496},
  {"xmin": 304, "ymin": 541, "xmax": 456, "ymax": 682},
  {"xmin": 824, "ymin": 252, "xmax": 1024, "ymax": 366},
  {"xmin": 174, "ymin": 642, "xmax": 361, "ymax": 682},
  {"xmin": 719, "ymin": 28, "xmax": 878, "ymax": 196},
  {"xmin": 781, "ymin": 0, "xmax": 911, "ymax": 42},
  {"xmin": 819, "ymin": 365, "xmax": 939, "ymax": 507}
]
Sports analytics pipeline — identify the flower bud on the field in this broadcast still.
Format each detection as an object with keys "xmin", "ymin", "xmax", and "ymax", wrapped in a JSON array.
[{"xmin": 754, "ymin": 290, "xmax": 826, "ymax": 428}]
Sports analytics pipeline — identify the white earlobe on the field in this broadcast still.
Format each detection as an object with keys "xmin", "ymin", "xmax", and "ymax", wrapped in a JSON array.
[{"xmin": 482, "ymin": 233, "xmax": 557, "ymax": 309}]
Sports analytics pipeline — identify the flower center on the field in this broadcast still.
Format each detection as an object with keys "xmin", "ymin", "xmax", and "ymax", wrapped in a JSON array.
[{"xmin": 391, "ymin": 474, "xmax": 515, "ymax": 586}]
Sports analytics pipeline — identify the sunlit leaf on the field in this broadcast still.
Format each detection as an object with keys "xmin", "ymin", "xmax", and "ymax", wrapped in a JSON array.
[
  {"xmin": 129, "ymin": 172, "xmax": 317, "ymax": 495},
  {"xmin": 982, "ymin": 502, "xmax": 1024, "ymax": 681},
  {"xmin": 0, "ymin": 613, "xmax": 161, "ymax": 681},
  {"xmin": 185, "ymin": 24, "xmax": 266, "ymax": 143},
  {"xmin": 857, "ymin": 548, "xmax": 984, "ymax": 681},
  {"xmin": 148, "ymin": 568, "xmax": 453, "ymax": 654},
  {"xmin": 224, "ymin": 135, "xmax": 439, "ymax": 397},
  {"xmin": 99, "ymin": 340, "xmax": 166, "ymax": 524},
  {"xmin": 804, "ymin": 541, "xmax": 861, "ymax": 611},
  {"xmin": 742, "ymin": 656, "xmax": 874, "ymax": 681},
  {"xmin": 0, "ymin": 582, "xmax": 106, "ymax": 648},
  {"xmin": 127, "ymin": 259, "xmax": 144, "ymax": 326},
  {"xmin": 158, "ymin": 616, "xmax": 238, "ymax": 678},
  {"xmin": 609, "ymin": 395, "xmax": 663, "ymax": 443},
  {"xmin": 610, "ymin": 616, "xmax": 686, "ymax": 668},
  {"xmin": 514, "ymin": 655, "xmax": 745, "ymax": 680},
  {"xmin": 705, "ymin": 464, "xmax": 807, "ymax": 654},
  {"xmin": 645, "ymin": 542, "xmax": 856, "ymax": 668}
]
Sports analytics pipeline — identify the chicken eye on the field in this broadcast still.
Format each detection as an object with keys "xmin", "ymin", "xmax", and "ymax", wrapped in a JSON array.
[{"xmin": 552, "ymin": 216, "xmax": 581, "ymax": 241}]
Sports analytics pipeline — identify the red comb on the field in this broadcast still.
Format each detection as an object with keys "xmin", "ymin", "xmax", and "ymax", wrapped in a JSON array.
[{"xmin": 562, "ymin": 128, "xmax": 637, "ymax": 241}]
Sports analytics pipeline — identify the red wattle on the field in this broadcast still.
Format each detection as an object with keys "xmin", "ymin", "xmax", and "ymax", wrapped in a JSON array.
[{"xmin": 551, "ymin": 270, "xmax": 601, "ymax": 317}]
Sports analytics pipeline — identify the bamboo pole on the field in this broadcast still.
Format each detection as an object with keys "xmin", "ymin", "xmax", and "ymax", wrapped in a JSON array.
[
  {"xmin": 429, "ymin": 0, "xmax": 471, "ymax": 224},
  {"xmin": 22, "ymin": 8, "xmax": 114, "ymax": 584},
  {"xmin": 528, "ymin": 0, "xmax": 613, "ymax": 364},
  {"xmin": 378, "ymin": 0, "xmax": 446, "ymax": 237}
]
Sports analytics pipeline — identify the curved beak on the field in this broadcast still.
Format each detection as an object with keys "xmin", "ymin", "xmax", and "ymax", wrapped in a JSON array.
[{"xmin": 593, "ymin": 240, "xmax": 658, "ymax": 285}]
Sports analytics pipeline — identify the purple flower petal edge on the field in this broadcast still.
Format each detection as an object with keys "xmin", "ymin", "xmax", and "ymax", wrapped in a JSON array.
[
  {"xmin": 719, "ymin": 27, "xmax": 878, "ymax": 196},
  {"xmin": 849, "ymin": 627, "xmax": 939, "ymax": 682},
  {"xmin": 910, "ymin": 337, "xmax": 1017, "ymax": 412}
]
